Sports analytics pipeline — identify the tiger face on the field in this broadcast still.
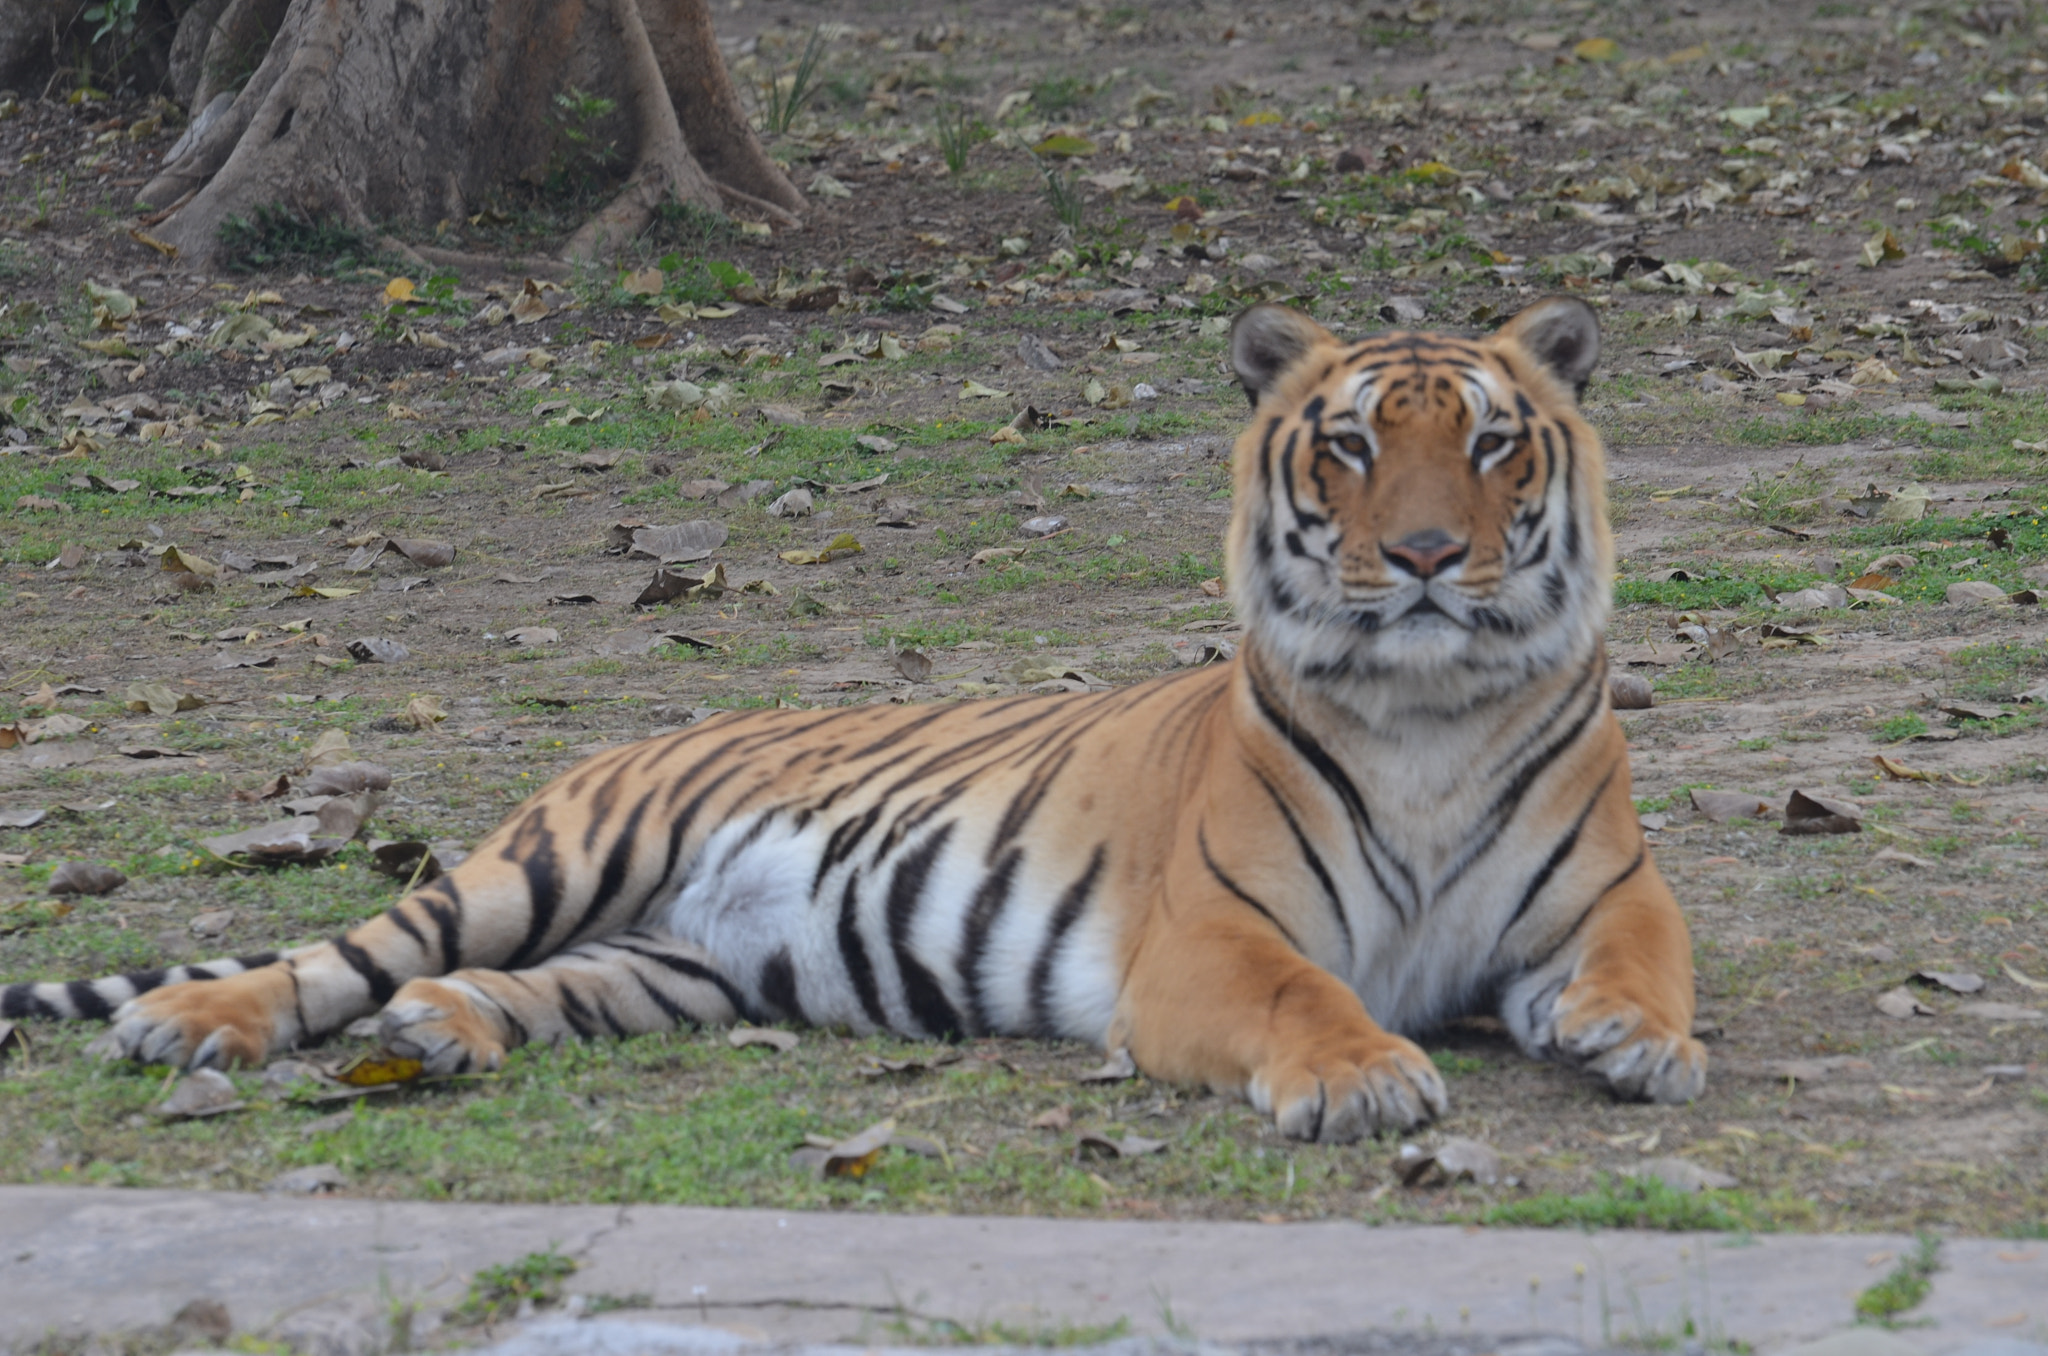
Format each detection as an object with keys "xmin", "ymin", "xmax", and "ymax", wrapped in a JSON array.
[{"xmin": 1227, "ymin": 298, "xmax": 1611, "ymax": 709}]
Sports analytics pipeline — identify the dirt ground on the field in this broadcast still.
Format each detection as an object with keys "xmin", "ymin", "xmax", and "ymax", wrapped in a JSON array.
[{"xmin": 1, "ymin": 0, "xmax": 2045, "ymax": 1242}]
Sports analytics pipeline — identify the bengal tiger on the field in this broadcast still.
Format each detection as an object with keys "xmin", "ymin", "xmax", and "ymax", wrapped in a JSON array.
[{"xmin": 2, "ymin": 296, "xmax": 1704, "ymax": 1142}]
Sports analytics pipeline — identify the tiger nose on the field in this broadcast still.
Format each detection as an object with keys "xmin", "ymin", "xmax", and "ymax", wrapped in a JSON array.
[{"xmin": 1381, "ymin": 529, "xmax": 1468, "ymax": 579}]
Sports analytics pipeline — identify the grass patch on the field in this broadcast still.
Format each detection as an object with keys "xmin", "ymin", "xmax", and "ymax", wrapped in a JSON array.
[
  {"xmin": 1476, "ymin": 1175, "xmax": 1756, "ymax": 1231},
  {"xmin": 451, "ymin": 1248, "xmax": 579, "ymax": 1325},
  {"xmin": 1854, "ymin": 1233, "xmax": 1940, "ymax": 1326},
  {"xmin": 217, "ymin": 204, "xmax": 394, "ymax": 275}
]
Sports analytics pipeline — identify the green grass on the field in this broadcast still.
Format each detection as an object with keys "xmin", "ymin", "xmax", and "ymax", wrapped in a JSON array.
[
  {"xmin": 1876, "ymin": 714, "xmax": 1928, "ymax": 741},
  {"xmin": 1854, "ymin": 1233, "xmax": 1940, "ymax": 1326},
  {"xmin": 1476, "ymin": 1175, "xmax": 1757, "ymax": 1232},
  {"xmin": 451, "ymin": 1248, "xmax": 579, "ymax": 1325}
]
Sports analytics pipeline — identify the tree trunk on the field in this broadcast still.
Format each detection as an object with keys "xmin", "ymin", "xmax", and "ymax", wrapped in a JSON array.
[
  {"xmin": 136, "ymin": 0, "xmax": 803, "ymax": 267},
  {"xmin": 0, "ymin": 0, "xmax": 87, "ymax": 94}
]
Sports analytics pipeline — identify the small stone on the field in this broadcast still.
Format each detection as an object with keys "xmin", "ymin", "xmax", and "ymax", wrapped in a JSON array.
[
  {"xmin": 189, "ymin": 908, "xmax": 235, "ymax": 938},
  {"xmin": 1946, "ymin": 580, "xmax": 2007, "ymax": 605},
  {"xmin": 267, "ymin": 1164, "xmax": 345, "ymax": 1194},
  {"xmin": 47, "ymin": 861, "xmax": 126, "ymax": 896},
  {"xmin": 1875, "ymin": 986, "xmax": 1935, "ymax": 1019},
  {"xmin": 1019, "ymin": 516, "xmax": 1067, "ymax": 538},
  {"xmin": 155, "ymin": 1068, "xmax": 244, "ymax": 1119}
]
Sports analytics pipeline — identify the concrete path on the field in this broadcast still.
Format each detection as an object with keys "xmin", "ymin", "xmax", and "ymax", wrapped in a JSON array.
[{"xmin": 0, "ymin": 1187, "xmax": 2043, "ymax": 1355}]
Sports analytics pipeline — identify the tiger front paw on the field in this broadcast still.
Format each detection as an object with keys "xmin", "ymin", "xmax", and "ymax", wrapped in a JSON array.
[
  {"xmin": 1534, "ymin": 978, "xmax": 1705, "ymax": 1104},
  {"xmin": 1248, "ymin": 1033, "xmax": 1449, "ymax": 1143},
  {"xmin": 378, "ymin": 978, "xmax": 507, "ymax": 1075},
  {"xmin": 90, "ymin": 975, "xmax": 282, "ymax": 1069}
]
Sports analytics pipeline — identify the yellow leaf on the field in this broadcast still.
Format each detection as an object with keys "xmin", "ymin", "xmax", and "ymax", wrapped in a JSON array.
[
  {"xmin": 960, "ymin": 379, "xmax": 1010, "ymax": 399},
  {"xmin": 293, "ymin": 585, "xmax": 363, "ymax": 599},
  {"xmin": 622, "ymin": 267, "xmax": 665, "ymax": 296},
  {"xmin": 1032, "ymin": 134, "xmax": 1097, "ymax": 157},
  {"xmin": 384, "ymin": 277, "xmax": 416, "ymax": 304},
  {"xmin": 1237, "ymin": 110, "xmax": 1283, "ymax": 126},
  {"xmin": 331, "ymin": 1054, "xmax": 424, "ymax": 1087},
  {"xmin": 1573, "ymin": 37, "xmax": 1621, "ymax": 61}
]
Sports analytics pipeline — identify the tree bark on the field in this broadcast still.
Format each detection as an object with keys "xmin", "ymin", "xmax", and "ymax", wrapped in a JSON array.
[
  {"xmin": 0, "ymin": 0, "xmax": 87, "ymax": 94},
  {"xmin": 136, "ymin": 0, "xmax": 802, "ymax": 267}
]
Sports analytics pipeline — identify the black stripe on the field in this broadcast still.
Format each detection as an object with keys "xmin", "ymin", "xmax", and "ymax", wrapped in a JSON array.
[
  {"xmin": 1028, "ymin": 844, "xmax": 1107, "ymax": 1037},
  {"xmin": 1255, "ymin": 771, "xmax": 1351, "ymax": 965},
  {"xmin": 1497, "ymin": 763, "xmax": 1622, "ymax": 945},
  {"xmin": 956, "ymin": 846, "xmax": 1023, "ymax": 1035},
  {"xmin": 1244, "ymin": 659, "xmax": 1411, "ymax": 916},
  {"xmin": 1524, "ymin": 848, "xmax": 1647, "ymax": 974},
  {"xmin": 1199, "ymin": 827, "xmax": 1303, "ymax": 953},
  {"xmin": 610, "ymin": 936, "xmax": 749, "ymax": 1016},
  {"xmin": 557, "ymin": 983, "xmax": 602, "ymax": 1039},
  {"xmin": 501, "ymin": 810, "xmax": 564, "ymax": 970},
  {"xmin": 417, "ymin": 884, "xmax": 464, "ymax": 971},
  {"xmin": 834, "ymin": 872, "xmax": 888, "ymax": 1029},
  {"xmin": 631, "ymin": 970, "xmax": 693, "ymax": 1028},
  {"xmin": 334, "ymin": 937, "xmax": 397, "ymax": 1005},
  {"xmin": 757, "ymin": 948, "xmax": 806, "ymax": 1024},
  {"xmin": 885, "ymin": 823, "xmax": 964, "ymax": 1039},
  {"xmin": 988, "ymin": 744, "xmax": 1078, "ymax": 859},
  {"xmin": 64, "ymin": 980, "xmax": 113, "ymax": 1020}
]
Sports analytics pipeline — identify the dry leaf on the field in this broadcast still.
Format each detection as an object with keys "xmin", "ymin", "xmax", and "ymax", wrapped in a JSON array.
[
  {"xmin": 892, "ymin": 649, "xmax": 934, "ymax": 683},
  {"xmin": 1782, "ymin": 788, "xmax": 1863, "ymax": 836},
  {"xmin": 780, "ymin": 533, "xmax": 863, "ymax": 565},
  {"xmin": 1395, "ymin": 1137, "xmax": 1500, "ymax": 1186},
  {"xmin": 1029, "ymin": 1106, "xmax": 1072, "ymax": 1131},
  {"xmin": 154, "ymin": 1068, "xmax": 245, "ymax": 1119},
  {"xmin": 728, "ymin": 1027, "xmax": 801, "ymax": 1053},
  {"xmin": 821, "ymin": 1118, "xmax": 896, "ymax": 1177},
  {"xmin": 1077, "ymin": 1048, "xmax": 1138, "ymax": 1083},
  {"xmin": 1075, "ymin": 1131, "xmax": 1168, "ymax": 1160},
  {"xmin": 1876, "ymin": 987, "xmax": 1935, "ymax": 1019},
  {"xmin": 1916, "ymin": 969, "xmax": 1985, "ymax": 994},
  {"xmin": 1689, "ymin": 789, "xmax": 1775, "ymax": 823},
  {"xmin": 330, "ymin": 1052, "xmax": 425, "ymax": 1087},
  {"xmin": 47, "ymin": 862, "xmax": 126, "ymax": 896}
]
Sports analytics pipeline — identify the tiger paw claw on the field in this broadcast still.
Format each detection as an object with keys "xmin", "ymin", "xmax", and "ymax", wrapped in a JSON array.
[
  {"xmin": 379, "ymin": 980, "xmax": 506, "ymax": 1075},
  {"xmin": 1251, "ymin": 1036, "xmax": 1448, "ymax": 1143}
]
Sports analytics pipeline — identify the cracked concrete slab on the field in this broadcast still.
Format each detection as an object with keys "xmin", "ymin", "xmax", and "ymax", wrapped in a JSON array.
[{"xmin": 0, "ymin": 1188, "xmax": 2042, "ymax": 1354}]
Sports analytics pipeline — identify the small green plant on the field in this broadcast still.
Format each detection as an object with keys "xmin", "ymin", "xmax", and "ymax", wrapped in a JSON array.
[
  {"xmin": 546, "ymin": 87, "xmax": 622, "ymax": 203},
  {"xmin": 1855, "ymin": 1233, "xmax": 1940, "ymax": 1326},
  {"xmin": 216, "ymin": 204, "xmax": 389, "ymax": 274},
  {"xmin": 1029, "ymin": 75, "xmax": 1093, "ymax": 115},
  {"xmin": 1875, "ymin": 714, "xmax": 1928, "ymax": 742},
  {"xmin": 1036, "ymin": 157, "xmax": 1085, "ymax": 234},
  {"xmin": 1736, "ymin": 737, "xmax": 1776, "ymax": 752},
  {"xmin": 934, "ymin": 103, "xmax": 994, "ymax": 175},
  {"xmin": 761, "ymin": 27, "xmax": 828, "ymax": 135},
  {"xmin": 1429, "ymin": 1051, "xmax": 1487, "ymax": 1076},
  {"xmin": 81, "ymin": 0, "xmax": 140, "ymax": 43},
  {"xmin": 451, "ymin": 1248, "xmax": 579, "ymax": 1325}
]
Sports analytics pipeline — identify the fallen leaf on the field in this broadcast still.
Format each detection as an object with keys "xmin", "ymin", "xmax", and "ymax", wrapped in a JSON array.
[
  {"xmin": 1872, "ymin": 846, "xmax": 1935, "ymax": 868},
  {"xmin": 960, "ymin": 379, "xmax": 1010, "ymax": 399},
  {"xmin": 1077, "ymin": 1048, "xmax": 1138, "ymax": 1083},
  {"xmin": 1396, "ymin": 1137, "xmax": 1501, "ymax": 1186},
  {"xmin": 892, "ymin": 649, "xmax": 934, "ymax": 683},
  {"xmin": 125, "ymin": 683, "xmax": 206, "ymax": 715},
  {"xmin": 1029, "ymin": 1106, "xmax": 1072, "ymax": 1131},
  {"xmin": 0, "ymin": 807, "xmax": 47, "ymax": 829},
  {"xmin": 1782, "ymin": 788, "xmax": 1863, "ymax": 836},
  {"xmin": 330, "ymin": 1052, "xmax": 425, "ymax": 1086},
  {"xmin": 768, "ymin": 488, "xmax": 815, "ymax": 518},
  {"xmin": 2002, "ymin": 963, "xmax": 2048, "ymax": 992},
  {"xmin": 728, "ymin": 1027, "xmax": 801, "ymax": 1053},
  {"xmin": 821, "ymin": 1118, "xmax": 896, "ymax": 1178},
  {"xmin": 346, "ymin": 637, "xmax": 409, "ymax": 665},
  {"xmin": 1872, "ymin": 754, "xmax": 1939, "ymax": 781},
  {"xmin": 857, "ymin": 1050, "xmax": 964, "ymax": 1078},
  {"xmin": 505, "ymin": 627, "xmax": 560, "ymax": 646},
  {"xmin": 780, "ymin": 533, "xmax": 863, "ymax": 565},
  {"xmin": 47, "ymin": 862, "xmax": 125, "ymax": 895},
  {"xmin": 1955, "ymin": 1001, "xmax": 2046, "ymax": 1023},
  {"xmin": 388, "ymin": 538, "xmax": 454, "ymax": 568},
  {"xmin": 401, "ymin": 696, "xmax": 447, "ymax": 730},
  {"xmin": 1076, "ymin": 1131, "xmax": 1168, "ymax": 1160},
  {"xmin": 154, "ymin": 1068, "xmax": 245, "ymax": 1119},
  {"xmin": 1875, "ymin": 986, "xmax": 1935, "ymax": 1019},
  {"xmin": 1690, "ymin": 788, "xmax": 1775, "ymax": 822},
  {"xmin": 628, "ymin": 521, "xmax": 728, "ymax": 564},
  {"xmin": 188, "ymin": 908, "xmax": 234, "ymax": 938},
  {"xmin": 299, "ymin": 762, "xmax": 393, "ymax": 797},
  {"xmin": 1916, "ymin": 969, "xmax": 1985, "ymax": 995}
]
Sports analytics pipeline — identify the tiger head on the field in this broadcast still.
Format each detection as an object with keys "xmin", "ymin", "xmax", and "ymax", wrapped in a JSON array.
[{"xmin": 1225, "ymin": 296, "xmax": 1612, "ymax": 711}]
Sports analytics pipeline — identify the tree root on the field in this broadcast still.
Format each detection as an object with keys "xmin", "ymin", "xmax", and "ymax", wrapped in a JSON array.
[{"xmin": 143, "ymin": 0, "xmax": 802, "ymax": 268}]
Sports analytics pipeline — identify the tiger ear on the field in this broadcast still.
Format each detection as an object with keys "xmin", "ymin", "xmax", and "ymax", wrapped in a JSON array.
[
  {"xmin": 1230, "ymin": 304, "xmax": 1331, "ymax": 405},
  {"xmin": 1497, "ymin": 296, "xmax": 1601, "ymax": 399}
]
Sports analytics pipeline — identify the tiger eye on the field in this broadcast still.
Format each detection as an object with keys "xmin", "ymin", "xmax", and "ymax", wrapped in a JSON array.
[
  {"xmin": 1334, "ymin": 433, "xmax": 1369, "ymax": 457},
  {"xmin": 1473, "ymin": 432, "xmax": 1509, "ymax": 457}
]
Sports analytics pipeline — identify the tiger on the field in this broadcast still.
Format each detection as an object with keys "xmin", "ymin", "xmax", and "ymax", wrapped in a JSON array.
[{"xmin": 2, "ymin": 295, "xmax": 1704, "ymax": 1143}]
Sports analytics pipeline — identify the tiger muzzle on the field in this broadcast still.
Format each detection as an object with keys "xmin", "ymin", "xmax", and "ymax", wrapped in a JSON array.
[{"xmin": 1380, "ymin": 529, "xmax": 1469, "ymax": 580}]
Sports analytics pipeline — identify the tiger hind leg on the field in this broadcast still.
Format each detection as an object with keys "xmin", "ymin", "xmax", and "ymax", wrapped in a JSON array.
[{"xmin": 378, "ymin": 931, "xmax": 744, "ymax": 1074}]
